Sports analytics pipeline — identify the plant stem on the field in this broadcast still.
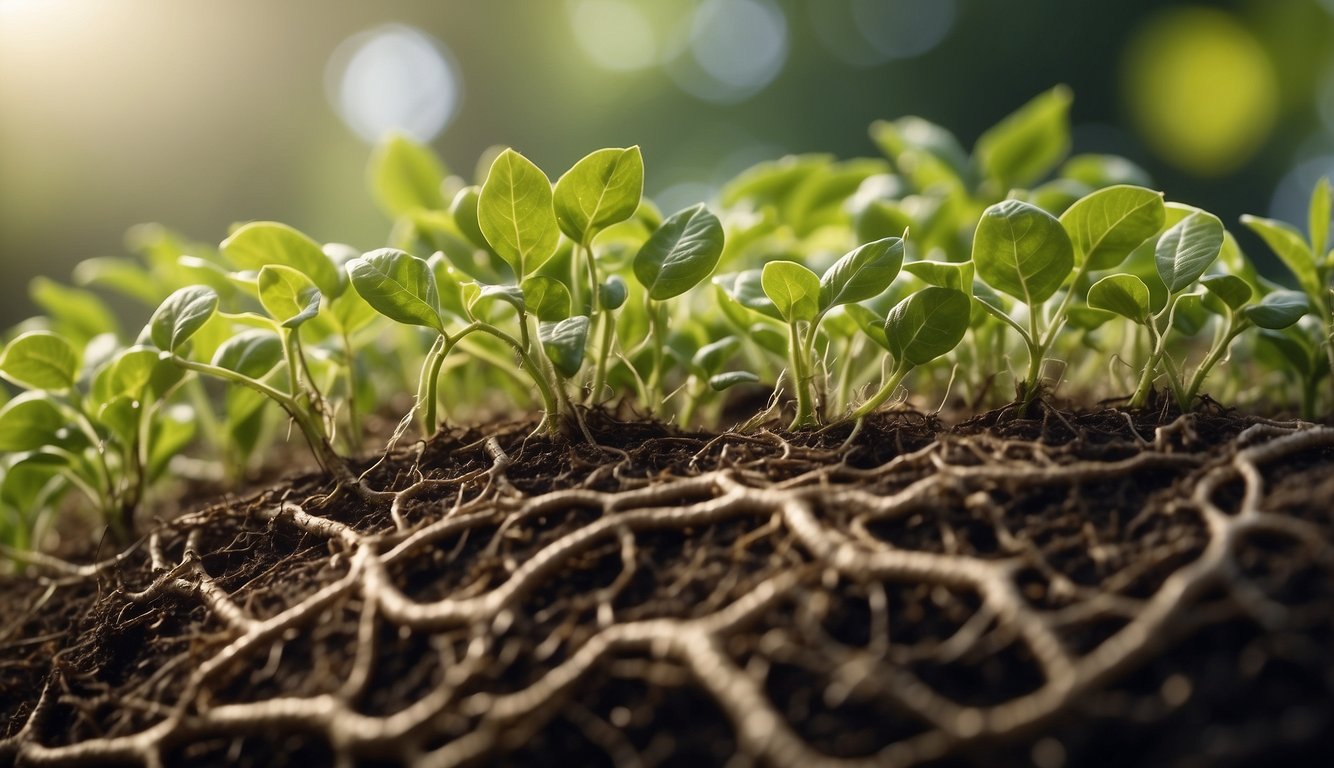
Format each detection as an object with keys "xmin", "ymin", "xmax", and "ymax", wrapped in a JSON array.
[
  {"xmin": 341, "ymin": 329, "xmax": 362, "ymax": 452},
  {"xmin": 645, "ymin": 295, "xmax": 666, "ymax": 412},
  {"xmin": 789, "ymin": 320, "xmax": 816, "ymax": 428},
  {"xmin": 848, "ymin": 362, "xmax": 912, "ymax": 421},
  {"xmin": 469, "ymin": 321, "xmax": 563, "ymax": 433},
  {"xmin": 422, "ymin": 333, "xmax": 448, "ymax": 435},
  {"xmin": 590, "ymin": 306, "xmax": 617, "ymax": 405},
  {"xmin": 1183, "ymin": 315, "xmax": 1245, "ymax": 408}
]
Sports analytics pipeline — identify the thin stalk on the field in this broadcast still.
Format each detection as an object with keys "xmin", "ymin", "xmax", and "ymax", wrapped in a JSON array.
[
  {"xmin": 1183, "ymin": 315, "xmax": 1245, "ymax": 408},
  {"xmin": 1020, "ymin": 302, "xmax": 1045, "ymax": 408},
  {"xmin": 848, "ymin": 361, "xmax": 912, "ymax": 421},
  {"xmin": 789, "ymin": 320, "xmax": 816, "ymax": 428},
  {"xmin": 341, "ymin": 329, "xmax": 363, "ymax": 451},
  {"xmin": 1130, "ymin": 294, "xmax": 1185, "ymax": 409},
  {"xmin": 422, "ymin": 333, "xmax": 448, "ymax": 435},
  {"xmin": 590, "ymin": 307, "xmax": 617, "ymax": 404},
  {"xmin": 469, "ymin": 321, "xmax": 563, "ymax": 433},
  {"xmin": 645, "ymin": 295, "xmax": 666, "ymax": 411}
]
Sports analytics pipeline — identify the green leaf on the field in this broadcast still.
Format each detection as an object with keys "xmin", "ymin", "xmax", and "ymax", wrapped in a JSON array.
[
  {"xmin": 1066, "ymin": 306, "xmax": 1115, "ymax": 331},
  {"xmin": 221, "ymin": 222, "xmax": 342, "ymax": 299},
  {"xmin": 1171, "ymin": 295, "xmax": 1210, "ymax": 336},
  {"xmin": 1156, "ymin": 211, "xmax": 1224, "ymax": 294},
  {"xmin": 1087, "ymin": 274, "xmax": 1150, "ymax": 323},
  {"xmin": 554, "ymin": 146, "xmax": 644, "ymax": 244},
  {"xmin": 478, "ymin": 148, "xmax": 560, "ymax": 279},
  {"xmin": 521, "ymin": 275, "xmax": 572, "ymax": 321},
  {"xmin": 146, "ymin": 287, "xmax": 222, "ymax": 356},
  {"xmin": 692, "ymin": 337, "xmax": 741, "ymax": 375},
  {"xmin": 448, "ymin": 186, "xmax": 490, "ymax": 250},
  {"xmin": 972, "ymin": 199, "xmax": 1074, "ymax": 305},
  {"xmin": 29, "ymin": 277, "xmax": 120, "ymax": 344},
  {"xmin": 539, "ymin": 316, "xmax": 590, "ymax": 378},
  {"xmin": 257, "ymin": 265, "xmax": 322, "ymax": 329},
  {"xmin": 0, "ymin": 331, "xmax": 79, "ymax": 391},
  {"xmin": 92, "ymin": 346, "xmax": 180, "ymax": 405},
  {"xmin": 1241, "ymin": 214, "xmax": 1321, "ymax": 297},
  {"xmin": 974, "ymin": 85, "xmax": 1072, "ymax": 188},
  {"xmin": 1310, "ymin": 177, "xmax": 1331, "ymax": 259},
  {"xmin": 0, "ymin": 393, "xmax": 67, "ymax": 452},
  {"xmin": 633, "ymin": 203, "xmax": 725, "ymax": 301},
  {"xmin": 845, "ymin": 304, "xmax": 892, "ymax": 351},
  {"xmin": 761, "ymin": 261, "xmax": 820, "ymax": 324},
  {"xmin": 716, "ymin": 269, "xmax": 781, "ymax": 321},
  {"xmin": 369, "ymin": 133, "xmax": 447, "ymax": 218},
  {"xmin": 1060, "ymin": 154, "xmax": 1153, "ymax": 188},
  {"xmin": 884, "ymin": 287, "xmax": 971, "ymax": 366},
  {"xmin": 472, "ymin": 285, "xmax": 526, "ymax": 317},
  {"xmin": 708, "ymin": 371, "xmax": 760, "ymax": 391},
  {"xmin": 346, "ymin": 249, "xmax": 443, "ymax": 331},
  {"xmin": 1059, "ymin": 185, "xmax": 1165, "ymax": 270},
  {"xmin": 599, "ymin": 276, "xmax": 629, "ymax": 311},
  {"xmin": 1244, "ymin": 290, "xmax": 1308, "ymax": 329},
  {"xmin": 818, "ymin": 236, "xmax": 905, "ymax": 310},
  {"xmin": 1201, "ymin": 274, "xmax": 1253, "ymax": 311},
  {"xmin": 902, "ymin": 260, "xmax": 974, "ymax": 291},
  {"xmin": 147, "ymin": 406, "xmax": 196, "ymax": 481},
  {"xmin": 212, "ymin": 331, "xmax": 285, "ymax": 378}
]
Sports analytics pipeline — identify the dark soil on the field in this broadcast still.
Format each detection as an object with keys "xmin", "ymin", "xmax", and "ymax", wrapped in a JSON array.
[{"xmin": 2, "ymin": 404, "xmax": 1333, "ymax": 767}]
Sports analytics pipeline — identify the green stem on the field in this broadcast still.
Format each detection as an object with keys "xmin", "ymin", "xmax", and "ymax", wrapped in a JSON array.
[
  {"xmin": 422, "ymin": 333, "xmax": 448, "ymax": 435},
  {"xmin": 471, "ymin": 321, "xmax": 563, "ymax": 432},
  {"xmin": 645, "ymin": 295, "xmax": 666, "ymax": 411},
  {"xmin": 590, "ymin": 306, "xmax": 617, "ymax": 404},
  {"xmin": 341, "ymin": 329, "xmax": 362, "ymax": 451},
  {"xmin": 1129, "ymin": 296, "xmax": 1184, "ymax": 409},
  {"xmin": 848, "ymin": 361, "xmax": 912, "ymax": 421},
  {"xmin": 1183, "ymin": 314, "xmax": 1245, "ymax": 408},
  {"xmin": 1020, "ymin": 301, "xmax": 1046, "ymax": 408},
  {"xmin": 789, "ymin": 320, "xmax": 816, "ymax": 428}
]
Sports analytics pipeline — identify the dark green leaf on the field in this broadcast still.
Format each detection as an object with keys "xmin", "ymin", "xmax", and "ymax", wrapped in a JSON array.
[
  {"xmin": 708, "ymin": 371, "xmax": 760, "ymax": 391},
  {"xmin": 1201, "ymin": 274, "xmax": 1253, "ymax": 311},
  {"xmin": 599, "ymin": 276, "xmax": 628, "ymax": 311},
  {"xmin": 634, "ymin": 204, "xmax": 725, "ymax": 301},
  {"xmin": 1244, "ymin": 290, "xmax": 1308, "ymax": 329},
  {"xmin": 884, "ymin": 287, "xmax": 970, "ymax": 366},
  {"xmin": 1157, "ymin": 211, "xmax": 1224, "ymax": 294},
  {"xmin": 539, "ymin": 316, "xmax": 590, "ymax": 378},
  {"xmin": 1241, "ymin": 214, "xmax": 1321, "ymax": 297},
  {"xmin": 691, "ymin": 337, "xmax": 741, "ymax": 375}
]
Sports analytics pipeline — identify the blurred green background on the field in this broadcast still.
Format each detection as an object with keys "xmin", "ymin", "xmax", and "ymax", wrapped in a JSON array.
[{"xmin": 2, "ymin": 0, "xmax": 1333, "ymax": 329}]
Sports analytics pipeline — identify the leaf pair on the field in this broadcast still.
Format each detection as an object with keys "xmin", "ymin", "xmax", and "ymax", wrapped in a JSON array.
[{"xmin": 760, "ymin": 236, "xmax": 906, "ymax": 324}]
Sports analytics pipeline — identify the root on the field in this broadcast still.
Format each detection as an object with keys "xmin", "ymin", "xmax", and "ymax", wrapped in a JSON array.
[{"xmin": 3, "ymin": 416, "xmax": 1333, "ymax": 766}]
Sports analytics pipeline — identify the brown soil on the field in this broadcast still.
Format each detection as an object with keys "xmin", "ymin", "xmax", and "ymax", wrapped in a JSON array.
[{"xmin": 2, "ymin": 405, "xmax": 1333, "ymax": 767}]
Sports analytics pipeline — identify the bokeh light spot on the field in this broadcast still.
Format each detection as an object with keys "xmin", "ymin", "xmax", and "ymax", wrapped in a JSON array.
[
  {"xmin": 327, "ymin": 24, "xmax": 460, "ymax": 144},
  {"xmin": 850, "ymin": 0, "xmax": 956, "ymax": 61},
  {"xmin": 1269, "ymin": 155, "xmax": 1334, "ymax": 227},
  {"xmin": 1122, "ymin": 8, "xmax": 1277, "ymax": 176},
  {"xmin": 666, "ymin": 0, "xmax": 788, "ymax": 104},
  {"xmin": 568, "ymin": 0, "xmax": 657, "ymax": 71}
]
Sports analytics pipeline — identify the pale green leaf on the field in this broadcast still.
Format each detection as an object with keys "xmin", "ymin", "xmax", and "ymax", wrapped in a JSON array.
[
  {"xmin": 0, "ymin": 331, "xmax": 79, "ymax": 391},
  {"xmin": 974, "ymin": 85, "xmax": 1072, "ymax": 188},
  {"xmin": 1059, "ymin": 185, "xmax": 1165, "ymax": 270},
  {"xmin": 369, "ymin": 133, "xmax": 447, "ymax": 218},
  {"xmin": 149, "ymin": 286, "xmax": 219, "ymax": 353},
  {"xmin": 221, "ymin": 222, "xmax": 342, "ymax": 299},
  {"xmin": 257, "ymin": 265, "xmax": 322, "ymax": 329},
  {"xmin": 633, "ymin": 204, "xmax": 725, "ymax": 300},
  {"xmin": 972, "ymin": 199, "xmax": 1074, "ymax": 305},
  {"xmin": 0, "ymin": 393, "xmax": 67, "ymax": 452},
  {"xmin": 1241, "ymin": 214, "xmax": 1321, "ymax": 297},
  {"xmin": 521, "ymin": 275, "xmax": 572, "ymax": 321},
  {"xmin": 554, "ymin": 146, "xmax": 644, "ymax": 244},
  {"xmin": 761, "ymin": 261, "xmax": 820, "ymax": 324},
  {"xmin": 478, "ymin": 148, "xmax": 560, "ymax": 278}
]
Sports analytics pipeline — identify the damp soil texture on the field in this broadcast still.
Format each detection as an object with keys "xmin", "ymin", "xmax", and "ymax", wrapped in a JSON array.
[{"xmin": 2, "ymin": 406, "xmax": 1333, "ymax": 768}]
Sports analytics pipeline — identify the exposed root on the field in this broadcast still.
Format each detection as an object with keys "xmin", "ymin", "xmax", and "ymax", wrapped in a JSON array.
[{"xmin": 2, "ymin": 413, "xmax": 1333, "ymax": 766}]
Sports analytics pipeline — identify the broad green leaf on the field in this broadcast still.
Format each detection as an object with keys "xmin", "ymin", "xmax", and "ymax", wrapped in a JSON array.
[
  {"xmin": 0, "ymin": 331, "xmax": 79, "ymax": 391},
  {"xmin": 1066, "ymin": 306, "xmax": 1116, "ymax": 331},
  {"xmin": 258, "ymin": 265, "xmax": 322, "ymax": 329},
  {"xmin": 148, "ymin": 286, "xmax": 216, "ymax": 352},
  {"xmin": 869, "ymin": 116, "xmax": 970, "ymax": 185},
  {"xmin": 554, "ymin": 146, "xmax": 644, "ymax": 244},
  {"xmin": 521, "ymin": 275, "xmax": 572, "ymax": 321},
  {"xmin": 221, "ymin": 222, "xmax": 342, "ymax": 299},
  {"xmin": 884, "ymin": 287, "xmax": 971, "ymax": 366},
  {"xmin": 212, "ymin": 331, "xmax": 285, "ymax": 378},
  {"xmin": 148, "ymin": 406, "xmax": 196, "ymax": 481},
  {"xmin": 974, "ymin": 85, "xmax": 1072, "ymax": 189},
  {"xmin": 478, "ymin": 149, "xmax": 560, "ymax": 278},
  {"xmin": 1241, "ymin": 214, "xmax": 1320, "ymax": 297},
  {"xmin": 539, "ymin": 316, "xmax": 590, "ymax": 378},
  {"xmin": 845, "ymin": 304, "xmax": 891, "ymax": 351},
  {"xmin": 346, "ymin": 249, "xmax": 443, "ymax": 331},
  {"xmin": 599, "ymin": 276, "xmax": 629, "ymax": 311},
  {"xmin": 716, "ymin": 269, "xmax": 781, "ymax": 321},
  {"xmin": 1171, "ymin": 294, "xmax": 1210, "ymax": 336},
  {"xmin": 1244, "ymin": 290, "xmax": 1308, "ymax": 329},
  {"xmin": 368, "ymin": 133, "xmax": 447, "ymax": 218},
  {"xmin": 448, "ymin": 186, "xmax": 490, "ymax": 251},
  {"xmin": 633, "ymin": 204, "xmax": 725, "ymax": 301},
  {"xmin": 761, "ymin": 261, "xmax": 820, "ymax": 324},
  {"xmin": 972, "ymin": 199, "xmax": 1074, "ymax": 305},
  {"xmin": 1087, "ymin": 274, "xmax": 1150, "ymax": 323},
  {"xmin": 95, "ymin": 395, "xmax": 139, "ymax": 447},
  {"xmin": 1201, "ymin": 274, "xmax": 1253, "ymax": 311},
  {"xmin": 692, "ymin": 337, "xmax": 741, "ymax": 375},
  {"xmin": 92, "ymin": 346, "xmax": 170, "ymax": 404},
  {"xmin": 902, "ymin": 260, "xmax": 974, "ymax": 291},
  {"xmin": 1059, "ymin": 185, "xmax": 1165, "ymax": 270},
  {"xmin": 709, "ymin": 371, "xmax": 760, "ymax": 391},
  {"xmin": 472, "ymin": 284, "xmax": 526, "ymax": 317},
  {"xmin": 1156, "ymin": 211, "xmax": 1224, "ymax": 294},
  {"xmin": 1257, "ymin": 329, "xmax": 1317, "ymax": 377},
  {"xmin": 1310, "ymin": 177, "xmax": 1331, "ymax": 259},
  {"xmin": 0, "ymin": 393, "xmax": 66, "ymax": 452},
  {"xmin": 818, "ymin": 236, "xmax": 905, "ymax": 310}
]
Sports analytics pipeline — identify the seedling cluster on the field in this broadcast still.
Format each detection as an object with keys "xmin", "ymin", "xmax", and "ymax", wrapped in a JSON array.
[{"xmin": 1, "ymin": 86, "xmax": 1330, "ymax": 551}]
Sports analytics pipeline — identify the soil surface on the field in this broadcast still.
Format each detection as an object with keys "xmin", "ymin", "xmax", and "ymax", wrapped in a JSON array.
[{"xmin": 2, "ymin": 405, "xmax": 1333, "ymax": 767}]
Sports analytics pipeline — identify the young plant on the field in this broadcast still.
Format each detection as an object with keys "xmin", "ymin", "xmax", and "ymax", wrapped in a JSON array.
[
  {"xmin": 1242, "ymin": 177, "xmax": 1334, "ymax": 409},
  {"xmin": 759, "ymin": 235, "xmax": 905, "ymax": 427}
]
